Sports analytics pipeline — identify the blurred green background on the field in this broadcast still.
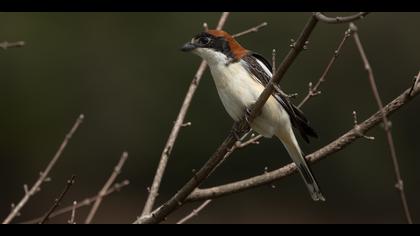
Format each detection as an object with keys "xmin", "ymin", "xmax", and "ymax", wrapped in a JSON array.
[{"xmin": 0, "ymin": 12, "xmax": 419, "ymax": 224}]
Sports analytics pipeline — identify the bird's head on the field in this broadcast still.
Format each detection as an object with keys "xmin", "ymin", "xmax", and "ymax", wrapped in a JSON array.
[{"xmin": 181, "ymin": 30, "xmax": 247, "ymax": 65}]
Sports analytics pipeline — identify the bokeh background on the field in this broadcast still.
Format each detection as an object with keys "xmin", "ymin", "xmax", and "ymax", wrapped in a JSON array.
[{"xmin": 0, "ymin": 12, "xmax": 419, "ymax": 224}]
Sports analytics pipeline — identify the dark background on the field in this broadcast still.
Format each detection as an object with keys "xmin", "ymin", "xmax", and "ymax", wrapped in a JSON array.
[{"xmin": 0, "ymin": 12, "xmax": 419, "ymax": 224}]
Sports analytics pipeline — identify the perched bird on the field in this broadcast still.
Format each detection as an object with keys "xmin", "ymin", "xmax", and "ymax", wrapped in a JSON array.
[{"xmin": 181, "ymin": 30, "xmax": 325, "ymax": 201}]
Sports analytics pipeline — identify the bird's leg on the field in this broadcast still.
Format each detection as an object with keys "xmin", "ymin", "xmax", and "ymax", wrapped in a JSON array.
[
  {"xmin": 231, "ymin": 107, "xmax": 254, "ymax": 142},
  {"xmin": 231, "ymin": 122, "xmax": 242, "ymax": 141}
]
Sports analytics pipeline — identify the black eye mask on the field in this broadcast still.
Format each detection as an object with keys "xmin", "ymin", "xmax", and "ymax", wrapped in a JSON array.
[{"xmin": 193, "ymin": 32, "xmax": 233, "ymax": 59}]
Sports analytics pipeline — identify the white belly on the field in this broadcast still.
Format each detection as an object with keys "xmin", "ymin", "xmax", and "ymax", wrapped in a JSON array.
[{"xmin": 209, "ymin": 61, "xmax": 290, "ymax": 138}]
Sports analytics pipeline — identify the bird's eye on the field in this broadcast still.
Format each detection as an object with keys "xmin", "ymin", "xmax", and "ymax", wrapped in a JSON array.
[{"xmin": 198, "ymin": 37, "xmax": 211, "ymax": 45}]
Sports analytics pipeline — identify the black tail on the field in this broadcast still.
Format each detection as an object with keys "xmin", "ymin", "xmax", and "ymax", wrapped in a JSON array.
[
  {"xmin": 290, "ymin": 104, "xmax": 318, "ymax": 143},
  {"xmin": 296, "ymin": 153, "xmax": 325, "ymax": 202}
]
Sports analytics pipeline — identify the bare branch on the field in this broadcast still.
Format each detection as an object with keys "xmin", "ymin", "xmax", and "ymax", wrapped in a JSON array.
[
  {"xmin": 246, "ymin": 15, "xmax": 318, "ymax": 123},
  {"xmin": 232, "ymin": 22, "xmax": 268, "ymax": 38},
  {"xmin": 176, "ymin": 200, "xmax": 212, "ymax": 224},
  {"xmin": 0, "ymin": 41, "xmax": 25, "ymax": 50},
  {"xmin": 2, "ymin": 114, "xmax": 84, "ymax": 224},
  {"xmin": 39, "ymin": 175, "xmax": 76, "ymax": 224},
  {"xmin": 140, "ymin": 12, "xmax": 231, "ymax": 217},
  {"xmin": 187, "ymin": 80, "xmax": 420, "ymax": 202},
  {"xmin": 21, "ymin": 180, "xmax": 129, "ymax": 224},
  {"xmin": 215, "ymin": 12, "xmax": 230, "ymax": 30},
  {"xmin": 85, "ymin": 152, "xmax": 128, "ymax": 224},
  {"xmin": 298, "ymin": 25, "xmax": 355, "ymax": 108},
  {"xmin": 314, "ymin": 12, "xmax": 369, "ymax": 24},
  {"xmin": 134, "ymin": 14, "xmax": 319, "ymax": 224},
  {"xmin": 68, "ymin": 201, "xmax": 77, "ymax": 224},
  {"xmin": 198, "ymin": 24, "xmax": 355, "ymax": 184},
  {"xmin": 352, "ymin": 23, "xmax": 413, "ymax": 224}
]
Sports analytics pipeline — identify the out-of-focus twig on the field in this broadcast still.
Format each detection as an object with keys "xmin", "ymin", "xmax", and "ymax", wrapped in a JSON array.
[
  {"xmin": 2, "ymin": 114, "xmax": 84, "ymax": 224},
  {"xmin": 21, "ymin": 180, "xmax": 129, "ymax": 224},
  {"xmin": 232, "ymin": 22, "xmax": 268, "ymax": 38},
  {"xmin": 85, "ymin": 152, "xmax": 128, "ymax": 224},
  {"xmin": 140, "ymin": 12, "xmax": 231, "ymax": 216},
  {"xmin": 314, "ymin": 12, "xmax": 369, "ymax": 24},
  {"xmin": 39, "ymin": 176, "xmax": 76, "ymax": 224},
  {"xmin": 68, "ymin": 201, "xmax": 77, "ymax": 224},
  {"xmin": 0, "ymin": 41, "xmax": 25, "ymax": 50},
  {"xmin": 298, "ymin": 25, "xmax": 355, "ymax": 108},
  {"xmin": 352, "ymin": 22, "xmax": 413, "ymax": 224},
  {"xmin": 176, "ymin": 200, "xmax": 212, "ymax": 224}
]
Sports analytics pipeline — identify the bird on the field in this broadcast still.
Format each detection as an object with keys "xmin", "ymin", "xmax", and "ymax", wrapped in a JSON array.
[{"xmin": 181, "ymin": 30, "xmax": 325, "ymax": 201}]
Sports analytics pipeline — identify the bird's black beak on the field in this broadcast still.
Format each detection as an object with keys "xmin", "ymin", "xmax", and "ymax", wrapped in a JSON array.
[{"xmin": 181, "ymin": 42, "xmax": 196, "ymax": 52}]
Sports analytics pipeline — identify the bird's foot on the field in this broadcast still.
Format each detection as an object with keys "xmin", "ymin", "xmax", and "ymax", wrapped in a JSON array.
[
  {"xmin": 244, "ymin": 108, "xmax": 253, "ymax": 124},
  {"xmin": 231, "ymin": 122, "xmax": 243, "ymax": 141}
]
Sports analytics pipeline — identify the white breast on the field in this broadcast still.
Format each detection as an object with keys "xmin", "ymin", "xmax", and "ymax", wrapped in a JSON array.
[{"xmin": 194, "ymin": 48, "xmax": 290, "ymax": 137}]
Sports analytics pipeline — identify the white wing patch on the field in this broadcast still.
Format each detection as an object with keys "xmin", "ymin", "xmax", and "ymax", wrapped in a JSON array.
[{"xmin": 255, "ymin": 58, "xmax": 273, "ymax": 77}]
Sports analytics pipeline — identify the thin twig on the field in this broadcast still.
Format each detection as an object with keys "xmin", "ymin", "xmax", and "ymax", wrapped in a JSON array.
[
  {"xmin": 134, "ymin": 13, "xmax": 319, "ymax": 224},
  {"xmin": 271, "ymin": 49, "xmax": 276, "ymax": 74},
  {"xmin": 85, "ymin": 152, "xmax": 128, "ymax": 224},
  {"xmin": 0, "ymin": 41, "xmax": 25, "ymax": 50},
  {"xmin": 236, "ymin": 134, "xmax": 263, "ymax": 148},
  {"xmin": 2, "ymin": 114, "xmax": 84, "ymax": 224},
  {"xmin": 68, "ymin": 201, "xmax": 77, "ymax": 224},
  {"xmin": 298, "ymin": 25, "xmax": 355, "ymax": 108},
  {"xmin": 232, "ymin": 22, "xmax": 268, "ymax": 38},
  {"xmin": 39, "ymin": 175, "xmax": 76, "ymax": 224},
  {"xmin": 314, "ymin": 12, "xmax": 369, "ymax": 24},
  {"xmin": 353, "ymin": 111, "xmax": 375, "ymax": 140},
  {"xmin": 187, "ymin": 80, "xmax": 420, "ymax": 201},
  {"xmin": 140, "ymin": 12, "xmax": 231, "ymax": 217},
  {"xmin": 21, "ymin": 180, "xmax": 129, "ymax": 224},
  {"xmin": 352, "ymin": 23, "xmax": 413, "ymax": 224},
  {"xmin": 176, "ymin": 200, "xmax": 212, "ymax": 224}
]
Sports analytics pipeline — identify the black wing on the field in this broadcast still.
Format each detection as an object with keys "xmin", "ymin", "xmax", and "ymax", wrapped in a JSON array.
[{"xmin": 242, "ymin": 52, "xmax": 318, "ymax": 143}]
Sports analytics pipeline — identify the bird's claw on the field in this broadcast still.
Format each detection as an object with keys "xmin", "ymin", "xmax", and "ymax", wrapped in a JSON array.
[
  {"xmin": 231, "ymin": 123, "xmax": 242, "ymax": 141},
  {"xmin": 245, "ymin": 108, "xmax": 252, "ymax": 124}
]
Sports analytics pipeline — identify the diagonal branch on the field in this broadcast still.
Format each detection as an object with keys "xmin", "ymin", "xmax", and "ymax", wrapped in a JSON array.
[
  {"xmin": 2, "ymin": 114, "xmax": 84, "ymax": 224},
  {"xmin": 314, "ymin": 12, "xmax": 369, "ymax": 24},
  {"xmin": 134, "ymin": 13, "xmax": 319, "ymax": 224},
  {"xmin": 298, "ymin": 24, "xmax": 355, "ymax": 107},
  {"xmin": 352, "ymin": 23, "xmax": 413, "ymax": 224},
  {"xmin": 140, "ymin": 12, "xmax": 231, "ymax": 217},
  {"xmin": 85, "ymin": 152, "xmax": 128, "ymax": 224},
  {"xmin": 176, "ymin": 200, "xmax": 212, "ymax": 224},
  {"xmin": 187, "ymin": 80, "xmax": 420, "ymax": 202},
  {"xmin": 231, "ymin": 23, "xmax": 359, "ymax": 152},
  {"xmin": 232, "ymin": 22, "xmax": 268, "ymax": 38},
  {"xmin": 39, "ymin": 175, "xmax": 76, "ymax": 224},
  {"xmin": 20, "ymin": 180, "xmax": 129, "ymax": 224}
]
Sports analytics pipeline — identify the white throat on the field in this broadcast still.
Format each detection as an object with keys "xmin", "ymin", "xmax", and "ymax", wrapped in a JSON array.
[{"xmin": 193, "ymin": 48, "xmax": 229, "ymax": 66}]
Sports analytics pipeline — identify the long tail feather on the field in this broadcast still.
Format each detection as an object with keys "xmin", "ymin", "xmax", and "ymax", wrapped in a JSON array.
[{"xmin": 278, "ymin": 133, "xmax": 325, "ymax": 201}]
